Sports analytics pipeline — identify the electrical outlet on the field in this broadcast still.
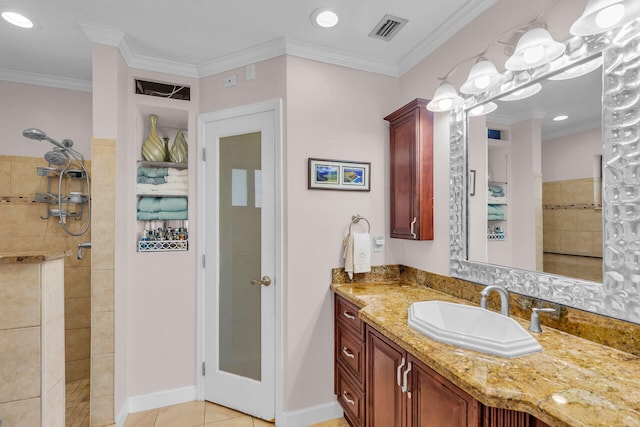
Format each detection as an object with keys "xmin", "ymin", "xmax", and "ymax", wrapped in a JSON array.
[{"xmin": 224, "ymin": 75, "xmax": 237, "ymax": 88}]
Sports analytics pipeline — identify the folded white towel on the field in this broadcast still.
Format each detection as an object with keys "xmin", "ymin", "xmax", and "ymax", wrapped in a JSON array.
[
  {"xmin": 168, "ymin": 168, "xmax": 189, "ymax": 177},
  {"xmin": 165, "ymin": 175, "xmax": 189, "ymax": 183},
  {"xmin": 343, "ymin": 232, "xmax": 371, "ymax": 280}
]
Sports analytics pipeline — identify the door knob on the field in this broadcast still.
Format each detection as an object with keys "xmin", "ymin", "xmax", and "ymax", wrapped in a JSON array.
[{"xmin": 251, "ymin": 275, "xmax": 272, "ymax": 287}]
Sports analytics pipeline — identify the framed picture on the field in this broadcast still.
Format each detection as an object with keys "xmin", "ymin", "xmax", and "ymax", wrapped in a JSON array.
[{"xmin": 308, "ymin": 158, "xmax": 371, "ymax": 191}]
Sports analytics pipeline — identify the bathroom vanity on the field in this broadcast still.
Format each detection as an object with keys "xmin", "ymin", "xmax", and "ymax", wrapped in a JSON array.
[
  {"xmin": 332, "ymin": 279, "xmax": 640, "ymax": 427},
  {"xmin": 0, "ymin": 251, "xmax": 68, "ymax": 427}
]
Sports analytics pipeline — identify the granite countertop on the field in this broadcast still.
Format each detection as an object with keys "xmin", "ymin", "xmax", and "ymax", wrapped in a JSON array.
[
  {"xmin": 331, "ymin": 281, "xmax": 640, "ymax": 427},
  {"xmin": 0, "ymin": 250, "xmax": 71, "ymax": 264}
]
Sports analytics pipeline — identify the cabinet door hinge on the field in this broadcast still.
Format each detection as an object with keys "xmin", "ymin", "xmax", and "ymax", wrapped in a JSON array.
[
  {"xmin": 202, "ymin": 362, "xmax": 206, "ymax": 376},
  {"xmin": 202, "ymin": 254, "xmax": 206, "ymax": 268},
  {"xmin": 202, "ymin": 147, "xmax": 206, "ymax": 161}
]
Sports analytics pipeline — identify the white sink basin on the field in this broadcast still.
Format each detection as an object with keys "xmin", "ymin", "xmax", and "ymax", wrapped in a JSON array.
[{"xmin": 408, "ymin": 301, "xmax": 542, "ymax": 358}]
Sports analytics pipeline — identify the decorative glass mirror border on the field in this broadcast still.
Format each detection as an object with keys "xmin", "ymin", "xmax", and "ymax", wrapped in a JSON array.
[{"xmin": 450, "ymin": 19, "xmax": 640, "ymax": 325}]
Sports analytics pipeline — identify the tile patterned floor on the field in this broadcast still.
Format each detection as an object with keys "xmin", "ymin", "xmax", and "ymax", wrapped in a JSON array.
[
  {"xmin": 66, "ymin": 379, "xmax": 90, "ymax": 427},
  {"xmin": 122, "ymin": 401, "xmax": 349, "ymax": 427}
]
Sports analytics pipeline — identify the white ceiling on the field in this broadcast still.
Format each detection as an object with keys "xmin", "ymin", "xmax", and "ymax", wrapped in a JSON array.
[{"xmin": 0, "ymin": 0, "xmax": 496, "ymax": 90}]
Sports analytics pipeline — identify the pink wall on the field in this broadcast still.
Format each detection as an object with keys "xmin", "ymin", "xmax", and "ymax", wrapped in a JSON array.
[
  {"xmin": 284, "ymin": 56, "xmax": 398, "ymax": 410},
  {"xmin": 543, "ymin": 127, "xmax": 601, "ymax": 182},
  {"xmin": 0, "ymin": 80, "xmax": 92, "ymax": 158}
]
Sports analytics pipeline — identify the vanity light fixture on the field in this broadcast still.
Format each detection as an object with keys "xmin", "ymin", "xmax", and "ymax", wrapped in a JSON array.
[
  {"xmin": 460, "ymin": 58, "xmax": 507, "ymax": 95},
  {"xmin": 549, "ymin": 55, "xmax": 603, "ymax": 80},
  {"xmin": 499, "ymin": 82, "xmax": 542, "ymax": 101},
  {"xmin": 468, "ymin": 102, "xmax": 498, "ymax": 117},
  {"xmin": 310, "ymin": 7, "xmax": 339, "ymax": 28},
  {"xmin": 570, "ymin": 0, "xmax": 640, "ymax": 36},
  {"xmin": 1, "ymin": 10, "xmax": 34, "ymax": 28},
  {"xmin": 426, "ymin": 81, "xmax": 464, "ymax": 112},
  {"xmin": 504, "ymin": 27, "xmax": 565, "ymax": 71}
]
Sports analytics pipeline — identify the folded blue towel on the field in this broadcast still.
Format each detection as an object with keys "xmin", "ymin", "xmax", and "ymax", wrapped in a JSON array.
[
  {"xmin": 137, "ymin": 197, "xmax": 188, "ymax": 212},
  {"xmin": 488, "ymin": 185, "xmax": 504, "ymax": 197},
  {"xmin": 488, "ymin": 214, "xmax": 505, "ymax": 221},
  {"xmin": 137, "ymin": 176, "xmax": 166, "ymax": 184},
  {"xmin": 136, "ymin": 210, "xmax": 188, "ymax": 220},
  {"xmin": 487, "ymin": 204, "xmax": 504, "ymax": 216},
  {"xmin": 137, "ymin": 167, "xmax": 168, "ymax": 178}
]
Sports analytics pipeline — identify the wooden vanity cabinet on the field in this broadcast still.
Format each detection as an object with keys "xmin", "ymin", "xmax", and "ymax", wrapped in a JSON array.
[
  {"xmin": 334, "ymin": 294, "xmax": 552, "ymax": 427},
  {"xmin": 366, "ymin": 327, "xmax": 480, "ymax": 427},
  {"xmin": 384, "ymin": 98, "xmax": 434, "ymax": 240}
]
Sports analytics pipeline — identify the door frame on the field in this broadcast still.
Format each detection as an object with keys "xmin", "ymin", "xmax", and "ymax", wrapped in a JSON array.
[{"xmin": 195, "ymin": 99, "xmax": 283, "ymax": 421}]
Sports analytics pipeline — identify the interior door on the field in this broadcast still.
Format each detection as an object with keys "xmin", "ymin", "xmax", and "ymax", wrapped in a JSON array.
[{"xmin": 202, "ymin": 106, "xmax": 276, "ymax": 421}]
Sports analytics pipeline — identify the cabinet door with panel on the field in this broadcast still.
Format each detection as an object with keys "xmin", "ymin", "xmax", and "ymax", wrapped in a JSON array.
[
  {"xmin": 384, "ymin": 98, "xmax": 434, "ymax": 240},
  {"xmin": 366, "ymin": 327, "xmax": 409, "ymax": 427},
  {"xmin": 409, "ymin": 355, "xmax": 480, "ymax": 427}
]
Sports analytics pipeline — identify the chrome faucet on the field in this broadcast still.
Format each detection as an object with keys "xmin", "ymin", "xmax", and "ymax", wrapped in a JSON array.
[
  {"xmin": 480, "ymin": 285, "xmax": 510, "ymax": 317},
  {"xmin": 77, "ymin": 242, "xmax": 91, "ymax": 260}
]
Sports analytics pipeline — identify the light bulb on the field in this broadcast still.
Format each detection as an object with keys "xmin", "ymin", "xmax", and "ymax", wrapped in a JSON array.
[
  {"xmin": 475, "ymin": 75, "xmax": 491, "ymax": 89},
  {"xmin": 316, "ymin": 10, "xmax": 339, "ymax": 27},
  {"xmin": 1, "ymin": 11, "xmax": 34, "ymax": 28},
  {"xmin": 523, "ymin": 45, "xmax": 545, "ymax": 65},
  {"xmin": 595, "ymin": 4, "xmax": 625, "ymax": 29},
  {"xmin": 438, "ymin": 98, "xmax": 453, "ymax": 110}
]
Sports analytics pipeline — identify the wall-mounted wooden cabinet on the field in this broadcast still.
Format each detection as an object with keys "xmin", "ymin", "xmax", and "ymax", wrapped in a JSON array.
[{"xmin": 384, "ymin": 98, "xmax": 434, "ymax": 240}]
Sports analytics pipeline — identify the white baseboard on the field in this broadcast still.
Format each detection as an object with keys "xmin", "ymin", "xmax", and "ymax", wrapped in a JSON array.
[
  {"xmin": 115, "ymin": 385, "xmax": 198, "ymax": 426},
  {"xmin": 116, "ymin": 389, "xmax": 341, "ymax": 427},
  {"xmin": 278, "ymin": 400, "xmax": 343, "ymax": 427}
]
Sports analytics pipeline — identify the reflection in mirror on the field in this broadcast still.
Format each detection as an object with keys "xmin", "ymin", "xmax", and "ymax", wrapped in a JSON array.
[
  {"xmin": 449, "ymin": 19, "xmax": 640, "ymax": 324},
  {"xmin": 467, "ymin": 58, "xmax": 603, "ymax": 284}
]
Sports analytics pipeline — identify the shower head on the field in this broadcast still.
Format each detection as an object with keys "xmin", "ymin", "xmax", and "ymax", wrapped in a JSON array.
[
  {"xmin": 44, "ymin": 149, "xmax": 69, "ymax": 166},
  {"xmin": 23, "ymin": 128, "xmax": 48, "ymax": 141}
]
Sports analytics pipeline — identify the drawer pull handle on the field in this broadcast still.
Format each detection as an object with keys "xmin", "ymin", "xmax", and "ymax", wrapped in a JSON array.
[
  {"xmin": 342, "ymin": 347, "xmax": 355, "ymax": 359},
  {"xmin": 396, "ymin": 357, "xmax": 406, "ymax": 386},
  {"xmin": 342, "ymin": 391, "xmax": 356, "ymax": 406},
  {"xmin": 343, "ymin": 311, "xmax": 356, "ymax": 320}
]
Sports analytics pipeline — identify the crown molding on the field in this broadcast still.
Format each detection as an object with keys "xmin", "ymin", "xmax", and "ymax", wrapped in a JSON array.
[
  {"xmin": 197, "ymin": 38, "xmax": 287, "ymax": 77},
  {"xmin": 0, "ymin": 67, "xmax": 92, "ymax": 92},
  {"xmin": 398, "ymin": 0, "xmax": 497, "ymax": 75},
  {"xmin": 78, "ymin": 23, "xmax": 199, "ymax": 78},
  {"xmin": 284, "ymin": 38, "xmax": 400, "ymax": 77}
]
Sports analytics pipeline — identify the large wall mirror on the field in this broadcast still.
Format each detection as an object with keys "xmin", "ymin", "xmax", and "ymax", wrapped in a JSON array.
[{"xmin": 450, "ymin": 19, "xmax": 640, "ymax": 324}]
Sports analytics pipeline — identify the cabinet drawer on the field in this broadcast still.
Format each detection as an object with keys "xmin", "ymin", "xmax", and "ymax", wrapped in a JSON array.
[
  {"xmin": 336, "ymin": 296, "xmax": 363, "ymax": 336},
  {"xmin": 337, "ymin": 365, "xmax": 365, "ymax": 427},
  {"xmin": 336, "ymin": 324, "xmax": 365, "ymax": 385}
]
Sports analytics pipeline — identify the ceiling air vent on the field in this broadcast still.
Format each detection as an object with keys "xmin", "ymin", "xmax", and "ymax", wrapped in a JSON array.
[{"xmin": 369, "ymin": 14, "xmax": 409, "ymax": 41}]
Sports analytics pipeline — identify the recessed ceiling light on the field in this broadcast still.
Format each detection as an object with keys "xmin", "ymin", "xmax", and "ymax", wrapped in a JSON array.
[
  {"xmin": 553, "ymin": 115, "xmax": 569, "ymax": 121},
  {"xmin": 311, "ymin": 7, "xmax": 339, "ymax": 28},
  {"xmin": 1, "ymin": 11, "xmax": 34, "ymax": 29}
]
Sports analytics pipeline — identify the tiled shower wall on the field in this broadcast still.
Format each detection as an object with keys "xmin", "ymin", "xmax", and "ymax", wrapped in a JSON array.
[
  {"xmin": 0, "ymin": 154, "xmax": 92, "ymax": 382},
  {"xmin": 542, "ymin": 177, "xmax": 602, "ymax": 282}
]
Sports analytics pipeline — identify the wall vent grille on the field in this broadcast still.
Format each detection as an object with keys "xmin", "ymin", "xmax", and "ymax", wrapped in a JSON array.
[
  {"xmin": 369, "ymin": 15, "xmax": 409, "ymax": 41},
  {"xmin": 135, "ymin": 78, "xmax": 191, "ymax": 101}
]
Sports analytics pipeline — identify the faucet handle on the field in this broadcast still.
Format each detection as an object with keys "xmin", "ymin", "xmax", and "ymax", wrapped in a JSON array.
[{"xmin": 528, "ymin": 307, "xmax": 556, "ymax": 333}]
